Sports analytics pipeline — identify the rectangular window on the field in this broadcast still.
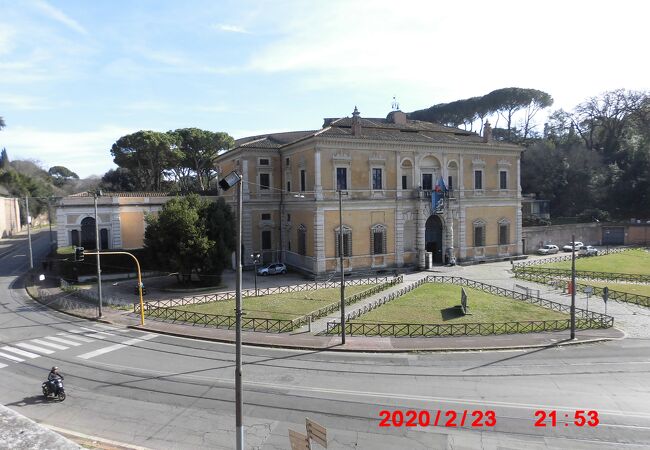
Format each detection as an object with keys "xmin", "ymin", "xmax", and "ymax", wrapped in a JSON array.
[
  {"xmin": 287, "ymin": 180, "xmax": 291, "ymax": 192},
  {"xmin": 372, "ymin": 168, "xmax": 383, "ymax": 190},
  {"xmin": 285, "ymin": 157, "xmax": 290, "ymax": 166},
  {"xmin": 259, "ymin": 173, "xmax": 270, "ymax": 190},
  {"xmin": 261, "ymin": 230, "xmax": 272, "ymax": 250},
  {"xmin": 422, "ymin": 173, "xmax": 433, "ymax": 190},
  {"xmin": 336, "ymin": 167, "xmax": 347, "ymax": 190},
  {"xmin": 474, "ymin": 225, "xmax": 485, "ymax": 247},
  {"xmin": 259, "ymin": 158, "xmax": 269, "ymax": 166},
  {"xmin": 447, "ymin": 175, "xmax": 453, "ymax": 191},
  {"xmin": 500, "ymin": 171, "xmax": 507, "ymax": 190},
  {"xmin": 298, "ymin": 228, "xmax": 306, "ymax": 255},
  {"xmin": 335, "ymin": 231, "xmax": 352, "ymax": 257},
  {"xmin": 261, "ymin": 213, "xmax": 271, "ymax": 221},
  {"xmin": 402, "ymin": 175, "xmax": 407, "ymax": 190},
  {"xmin": 373, "ymin": 231, "xmax": 385, "ymax": 255},
  {"xmin": 300, "ymin": 170, "xmax": 306, "ymax": 192},
  {"xmin": 287, "ymin": 213, "xmax": 291, "ymax": 222},
  {"xmin": 474, "ymin": 170, "xmax": 483, "ymax": 190},
  {"xmin": 499, "ymin": 224, "xmax": 509, "ymax": 245}
]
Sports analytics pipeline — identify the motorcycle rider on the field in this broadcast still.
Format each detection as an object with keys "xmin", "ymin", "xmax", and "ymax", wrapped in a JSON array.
[{"xmin": 47, "ymin": 366, "xmax": 64, "ymax": 394}]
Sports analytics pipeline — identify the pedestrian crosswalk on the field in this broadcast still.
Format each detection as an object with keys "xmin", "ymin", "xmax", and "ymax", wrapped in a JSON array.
[{"xmin": 0, "ymin": 324, "xmax": 156, "ymax": 368}]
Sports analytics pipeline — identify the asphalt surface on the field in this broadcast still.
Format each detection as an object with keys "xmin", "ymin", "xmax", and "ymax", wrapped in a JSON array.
[{"xmin": 0, "ymin": 232, "xmax": 649, "ymax": 449}]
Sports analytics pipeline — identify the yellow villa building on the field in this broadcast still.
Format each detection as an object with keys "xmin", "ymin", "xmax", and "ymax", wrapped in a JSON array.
[{"xmin": 216, "ymin": 108, "xmax": 524, "ymax": 276}]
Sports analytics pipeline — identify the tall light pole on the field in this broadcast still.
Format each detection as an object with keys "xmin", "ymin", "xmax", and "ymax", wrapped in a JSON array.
[
  {"xmin": 338, "ymin": 189, "xmax": 346, "ymax": 345},
  {"xmin": 48, "ymin": 197, "xmax": 54, "ymax": 249},
  {"xmin": 219, "ymin": 170, "xmax": 244, "ymax": 450},
  {"xmin": 570, "ymin": 234, "xmax": 576, "ymax": 339},
  {"xmin": 93, "ymin": 189, "xmax": 103, "ymax": 318},
  {"xmin": 25, "ymin": 196, "xmax": 33, "ymax": 270}
]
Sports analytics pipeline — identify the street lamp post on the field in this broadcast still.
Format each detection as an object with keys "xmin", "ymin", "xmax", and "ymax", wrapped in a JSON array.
[
  {"xmin": 570, "ymin": 234, "xmax": 576, "ymax": 339},
  {"xmin": 338, "ymin": 189, "xmax": 347, "ymax": 345},
  {"xmin": 25, "ymin": 196, "xmax": 33, "ymax": 270},
  {"xmin": 218, "ymin": 170, "xmax": 244, "ymax": 450},
  {"xmin": 93, "ymin": 189, "xmax": 103, "ymax": 318},
  {"xmin": 251, "ymin": 252, "xmax": 261, "ymax": 296}
]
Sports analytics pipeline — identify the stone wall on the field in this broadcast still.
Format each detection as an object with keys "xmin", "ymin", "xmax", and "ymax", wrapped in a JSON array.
[{"xmin": 522, "ymin": 223, "xmax": 602, "ymax": 253}]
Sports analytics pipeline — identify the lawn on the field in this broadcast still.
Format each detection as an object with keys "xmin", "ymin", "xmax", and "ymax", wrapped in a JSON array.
[
  {"xmin": 354, "ymin": 283, "xmax": 568, "ymax": 324},
  {"xmin": 579, "ymin": 280, "xmax": 650, "ymax": 297},
  {"xmin": 543, "ymin": 249, "xmax": 650, "ymax": 275},
  {"xmin": 178, "ymin": 285, "xmax": 375, "ymax": 321}
]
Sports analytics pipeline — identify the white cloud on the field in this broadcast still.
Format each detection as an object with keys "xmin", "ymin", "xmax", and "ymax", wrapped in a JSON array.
[
  {"xmin": 213, "ymin": 24, "xmax": 249, "ymax": 34},
  {"xmin": 33, "ymin": 0, "xmax": 88, "ymax": 35},
  {"xmin": 0, "ymin": 25, "xmax": 16, "ymax": 56},
  {"xmin": 0, "ymin": 94, "xmax": 56, "ymax": 111},
  {"xmin": 1, "ymin": 125, "xmax": 132, "ymax": 177}
]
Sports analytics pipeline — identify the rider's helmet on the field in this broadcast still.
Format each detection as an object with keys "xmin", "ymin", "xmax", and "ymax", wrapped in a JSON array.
[{"xmin": 51, "ymin": 366, "xmax": 58, "ymax": 372}]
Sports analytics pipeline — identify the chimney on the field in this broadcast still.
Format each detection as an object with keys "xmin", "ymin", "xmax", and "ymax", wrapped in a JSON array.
[
  {"xmin": 352, "ymin": 106, "xmax": 361, "ymax": 136},
  {"xmin": 387, "ymin": 110, "xmax": 407, "ymax": 125},
  {"xmin": 483, "ymin": 121, "xmax": 492, "ymax": 143}
]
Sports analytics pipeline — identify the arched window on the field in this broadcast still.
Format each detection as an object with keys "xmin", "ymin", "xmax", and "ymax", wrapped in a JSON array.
[
  {"xmin": 473, "ymin": 219, "xmax": 486, "ymax": 247},
  {"xmin": 335, "ymin": 226, "xmax": 352, "ymax": 257},
  {"xmin": 370, "ymin": 224, "xmax": 387, "ymax": 255},
  {"xmin": 298, "ymin": 224, "xmax": 307, "ymax": 256},
  {"xmin": 80, "ymin": 216, "xmax": 96, "ymax": 249}
]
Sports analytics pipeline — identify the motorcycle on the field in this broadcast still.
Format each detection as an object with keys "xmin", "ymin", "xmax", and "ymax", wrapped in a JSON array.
[{"xmin": 42, "ymin": 378, "xmax": 66, "ymax": 401}]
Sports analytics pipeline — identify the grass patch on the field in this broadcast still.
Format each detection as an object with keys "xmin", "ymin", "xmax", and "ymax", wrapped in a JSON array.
[
  {"xmin": 543, "ymin": 249, "xmax": 650, "ymax": 275},
  {"xmin": 178, "ymin": 285, "xmax": 374, "ymax": 321},
  {"xmin": 580, "ymin": 280, "xmax": 650, "ymax": 297},
  {"xmin": 57, "ymin": 245, "xmax": 74, "ymax": 255},
  {"xmin": 354, "ymin": 283, "xmax": 567, "ymax": 324}
]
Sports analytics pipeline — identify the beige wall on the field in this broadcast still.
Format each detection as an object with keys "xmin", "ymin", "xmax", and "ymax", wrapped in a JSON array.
[
  {"xmin": 0, "ymin": 197, "xmax": 20, "ymax": 238},
  {"xmin": 120, "ymin": 211, "xmax": 146, "ymax": 248}
]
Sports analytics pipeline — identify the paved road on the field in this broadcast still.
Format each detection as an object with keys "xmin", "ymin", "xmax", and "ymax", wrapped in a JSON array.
[{"xmin": 1, "ymin": 234, "xmax": 649, "ymax": 449}]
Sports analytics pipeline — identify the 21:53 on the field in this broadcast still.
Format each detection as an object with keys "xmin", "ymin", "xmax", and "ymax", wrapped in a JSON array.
[{"xmin": 534, "ymin": 410, "xmax": 599, "ymax": 427}]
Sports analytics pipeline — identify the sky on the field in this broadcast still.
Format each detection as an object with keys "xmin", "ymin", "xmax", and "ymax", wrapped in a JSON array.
[{"xmin": 1, "ymin": 0, "xmax": 648, "ymax": 178}]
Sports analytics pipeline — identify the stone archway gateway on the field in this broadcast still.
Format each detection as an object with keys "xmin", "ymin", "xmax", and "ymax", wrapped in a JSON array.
[{"xmin": 425, "ymin": 215, "xmax": 444, "ymax": 264}]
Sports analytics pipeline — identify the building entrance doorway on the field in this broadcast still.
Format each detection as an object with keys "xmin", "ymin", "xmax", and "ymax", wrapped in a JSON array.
[
  {"xmin": 425, "ymin": 215, "xmax": 444, "ymax": 264},
  {"xmin": 80, "ymin": 217, "xmax": 96, "ymax": 249}
]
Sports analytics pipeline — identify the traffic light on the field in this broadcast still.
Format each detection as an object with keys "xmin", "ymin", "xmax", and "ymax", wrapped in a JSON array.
[
  {"xmin": 134, "ymin": 283, "xmax": 147, "ymax": 296},
  {"xmin": 74, "ymin": 247, "xmax": 84, "ymax": 262}
]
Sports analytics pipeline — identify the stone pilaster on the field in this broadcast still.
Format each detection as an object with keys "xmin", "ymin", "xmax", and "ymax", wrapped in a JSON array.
[
  {"xmin": 243, "ymin": 207, "xmax": 253, "ymax": 265},
  {"xmin": 314, "ymin": 207, "xmax": 326, "ymax": 275},
  {"xmin": 314, "ymin": 150, "xmax": 323, "ymax": 200},
  {"xmin": 416, "ymin": 204, "xmax": 426, "ymax": 269},
  {"xmin": 395, "ymin": 205, "xmax": 404, "ymax": 267}
]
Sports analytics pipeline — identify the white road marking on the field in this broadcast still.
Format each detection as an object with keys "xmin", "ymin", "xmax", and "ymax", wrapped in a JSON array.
[
  {"xmin": 57, "ymin": 332, "xmax": 94, "ymax": 343},
  {"xmin": 1, "ymin": 346, "xmax": 40, "ymax": 359},
  {"xmin": 15, "ymin": 342, "xmax": 55, "ymax": 354},
  {"xmin": 92, "ymin": 324, "xmax": 128, "ymax": 332},
  {"xmin": 0, "ymin": 351, "xmax": 23, "ymax": 362},
  {"xmin": 43, "ymin": 336, "xmax": 82, "ymax": 347},
  {"xmin": 79, "ymin": 327, "xmax": 114, "ymax": 339},
  {"xmin": 77, "ymin": 333, "xmax": 157, "ymax": 360},
  {"xmin": 31, "ymin": 339, "xmax": 68, "ymax": 350},
  {"xmin": 0, "ymin": 362, "xmax": 7, "ymax": 369}
]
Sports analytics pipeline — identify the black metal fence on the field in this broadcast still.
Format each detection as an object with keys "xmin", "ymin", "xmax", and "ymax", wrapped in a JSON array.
[
  {"xmin": 326, "ymin": 319, "xmax": 600, "ymax": 337},
  {"xmin": 290, "ymin": 277, "xmax": 403, "ymax": 328},
  {"xmin": 143, "ymin": 306, "xmax": 294, "ymax": 333},
  {"xmin": 514, "ymin": 269, "xmax": 650, "ymax": 308},
  {"xmin": 136, "ymin": 275, "xmax": 403, "ymax": 333},
  {"xmin": 513, "ymin": 265, "xmax": 650, "ymax": 283},
  {"xmin": 135, "ymin": 275, "xmax": 398, "ymax": 311},
  {"xmin": 324, "ymin": 276, "xmax": 614, "ymax": 337}
]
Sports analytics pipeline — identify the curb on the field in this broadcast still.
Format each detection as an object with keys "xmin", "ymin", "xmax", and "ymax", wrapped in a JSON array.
[{"xmin": 125, "ymin": 323, "xmax": 621, "ymax": 353}]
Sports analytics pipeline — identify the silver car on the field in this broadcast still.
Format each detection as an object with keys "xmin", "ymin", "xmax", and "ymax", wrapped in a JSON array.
[
  {"xmin": 257, "ymin": 263, "xmax": 287, "ymax": 276},
  {"xmin": 537, "ymin": 244, "xmax": 559, "ymax": 255}
]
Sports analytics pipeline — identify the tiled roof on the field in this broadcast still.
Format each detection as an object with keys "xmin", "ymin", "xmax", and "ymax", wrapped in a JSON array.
[{"xmin": 235, "ymin": 130, "xmax": 316, "ymax": 149}]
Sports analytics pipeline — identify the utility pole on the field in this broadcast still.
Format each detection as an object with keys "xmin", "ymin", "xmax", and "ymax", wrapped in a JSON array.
[
  {"xmin": 235, "ymin": 178, "xmax": 243, "ymax": 450},
  {"xmin": 339, "ymin": 189, "xmax": 346, "ymax": 345},
  {"xmin": 25, "ymin": 196, "xmax": 33, "ymax": 270},
  {"xmin": 93, "ymin": 190, "xmax": 103, "ymax": 318},
  {"xmin": 570, "ymin": 234, "xmax": 576, "ymax": 339}
]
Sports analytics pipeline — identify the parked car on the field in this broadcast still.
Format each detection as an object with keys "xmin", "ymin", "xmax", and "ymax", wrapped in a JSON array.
[
  {"xmin": 578, "ymin": 245, "xmax": 599, "ymax": 256},
  {"xmin": 537, "ymin": 244, "xmax": 559, "ymax": 255},
  {"xmin": 562, "ymin": 241, "xmax": 584, "ymax": 252},
  {"xmin": 257, "ymin": 263, "xmax": 287, "ymax": 276}
]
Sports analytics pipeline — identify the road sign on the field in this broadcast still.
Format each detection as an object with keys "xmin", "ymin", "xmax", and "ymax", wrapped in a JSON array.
[
  {"xmin": 584, "ymin": 286, "xmax": 593, "ymax": 295},
  {"xmin": 306, "ymin": 418, "xmax": 327, "ymax": 448},
  {"xmin": 289, "ymin": 429, "xmax": 311, "ymax": 450},
  {"xmin": 460, "ymin": 287, "xmax": 468, "ymax": 315},
  {"xmin": 603, "ymin": 286, "xmax": 609, "ymax": 303}
]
